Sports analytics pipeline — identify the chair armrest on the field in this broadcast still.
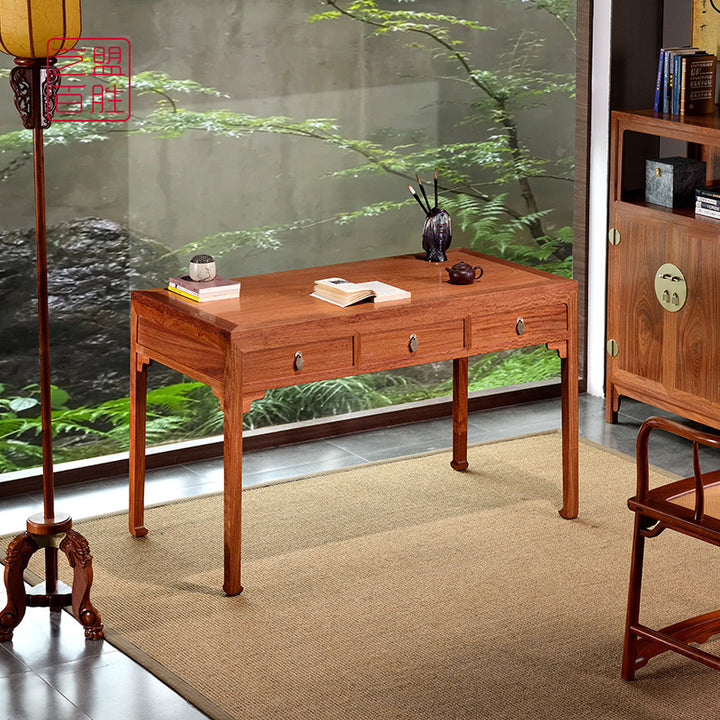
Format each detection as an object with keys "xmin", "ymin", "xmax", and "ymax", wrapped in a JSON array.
[{"xmin": 636, "ymin": 417, "xmax": 720, "ymax": 518}]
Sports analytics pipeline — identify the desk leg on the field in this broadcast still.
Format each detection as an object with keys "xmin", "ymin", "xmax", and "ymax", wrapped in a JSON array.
[
  {"xmin": 451, "ymin": 357, "xmax": 469, "ymax": 471},
  {"xmin": 223, "ymin": 345, "xmax": 244, "ymax": 596},
  {"xmin": 559, "ymin": 323, "xmax": 579, "ymax": 520},
  {"xmin": 129, "ymin": 324, "xmax": 148, "ymax": 537}
]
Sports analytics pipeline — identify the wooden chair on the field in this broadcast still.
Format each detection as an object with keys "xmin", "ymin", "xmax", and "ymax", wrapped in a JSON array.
[{"xmin": 622, "ymin": 416, "xmax": 720, "ymax": 680}]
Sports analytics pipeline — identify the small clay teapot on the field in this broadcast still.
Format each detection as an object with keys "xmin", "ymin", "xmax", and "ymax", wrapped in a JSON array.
[{"xmin": 446, "ymin": 261, "xmax": 483, "ymax": 285}]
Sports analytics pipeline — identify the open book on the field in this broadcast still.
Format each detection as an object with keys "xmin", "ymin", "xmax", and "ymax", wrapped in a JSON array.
[{"xmin": 311, "ymin": 277, "xmax": 411, "ymax": 307}]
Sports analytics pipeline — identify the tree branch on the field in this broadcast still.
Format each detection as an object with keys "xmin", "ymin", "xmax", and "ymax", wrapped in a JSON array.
[{"xmin": 323, "ymin": 0, "xmax": 551, "ymax": 241}]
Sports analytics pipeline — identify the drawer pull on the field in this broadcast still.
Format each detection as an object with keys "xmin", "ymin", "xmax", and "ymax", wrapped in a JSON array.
[
  {"xmin": 294, "ymin": 351, "xmax": 304, "ymax": 371},
  {"xmin": 516, "ymin": 317, "xmax": 525, "ymax": 335},
  {"xmin": 408, "ymin": 334, "xmax": 419, "ymax": 353}
]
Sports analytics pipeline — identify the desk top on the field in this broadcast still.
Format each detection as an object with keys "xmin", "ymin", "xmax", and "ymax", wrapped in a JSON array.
[{"xmin": 132, "ymin": 249, "xmax": 576, "ymax": 337}]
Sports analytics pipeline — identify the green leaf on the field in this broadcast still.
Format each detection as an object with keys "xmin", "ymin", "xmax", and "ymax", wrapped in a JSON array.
[
  {"xmin": 9, "ymin": 397, "xmax": 38, "ymax": 413},
  {"xmin": 50, "ymin": 386, "xmax": 70, "ymax": 409}
]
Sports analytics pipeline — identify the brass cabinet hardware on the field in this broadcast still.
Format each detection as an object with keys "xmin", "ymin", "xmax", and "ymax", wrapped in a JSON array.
[
  {"xmin": 654, "ymin": 263, "xmax": 687, "ymax": 312},
  {"xmin": 294, "ymin": 351, "xmax": 304, "ymax": 371},
  {"xmin": 607, "ymin": 339, "xmax": 619, "ymax": 357},
  {"xmin": 608, "ymin": 228, "xmax": 621, "ymax": 246}
]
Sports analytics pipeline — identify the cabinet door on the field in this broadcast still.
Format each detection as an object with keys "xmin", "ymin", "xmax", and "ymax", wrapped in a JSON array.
[
  {"xmin": 669, "ymin": 221, "xmax": 720, "ymax": 403},
  {"xmin": 607, "ymin": 206, "xmax": 667, "ymax": 385}
]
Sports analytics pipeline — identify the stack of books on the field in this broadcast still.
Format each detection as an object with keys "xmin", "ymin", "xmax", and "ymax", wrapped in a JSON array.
[
  {"xmin": 654, "ymin": 47, "xmax": 717, "ymax": 115},
  {"xmin": 311, "ymin": 277, "xmax": 411, "ymax": 307},
  {"xmin": 695, "ymin": 187, "xmax": 720, "ymax": 220},
  {"xmin": 167, "ymin": 275, "xmax": 241, "ymax": 302}
]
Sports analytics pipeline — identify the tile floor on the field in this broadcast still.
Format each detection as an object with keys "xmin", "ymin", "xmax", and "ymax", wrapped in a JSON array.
[{"xmin": 0, "ymin": 393, "xmax": 716, "ymax": 719}]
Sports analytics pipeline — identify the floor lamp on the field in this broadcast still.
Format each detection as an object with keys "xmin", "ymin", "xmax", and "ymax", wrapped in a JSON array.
[{"xmin": 0, "ymin": 0, "xmax": 103, "ymax": 642}]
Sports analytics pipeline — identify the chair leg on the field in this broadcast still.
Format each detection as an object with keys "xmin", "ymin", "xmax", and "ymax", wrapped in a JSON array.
[{"xmin": 622, "ymin": 513, "xmax": 646, "ymax": 680}]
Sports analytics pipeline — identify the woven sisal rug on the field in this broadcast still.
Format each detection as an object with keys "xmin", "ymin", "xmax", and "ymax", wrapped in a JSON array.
[{"xmin": 9, "ymin": 432, "xmax": 720, "ymax": 719}]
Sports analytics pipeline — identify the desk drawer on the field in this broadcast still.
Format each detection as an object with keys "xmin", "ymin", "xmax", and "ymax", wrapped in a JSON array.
[
  {"xmin": 243, "ymin": 336, "xmax": 354, "ymax": 387},
  {"xmin": 136, "ymin": 316, "xmax": 225, "ymax": 383},
  {"xmin": 471, "ymin": 305, "xmax": 567, "ymax": 353},
  {"xmin": 359, "ymin": 320, "xmax": 466, "ymax": 369}
]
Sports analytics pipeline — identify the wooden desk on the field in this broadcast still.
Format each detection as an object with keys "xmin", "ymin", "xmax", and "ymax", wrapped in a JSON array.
[{"xmin": 129, "ymin": 249, "xmax": 578, "ymax": 595}]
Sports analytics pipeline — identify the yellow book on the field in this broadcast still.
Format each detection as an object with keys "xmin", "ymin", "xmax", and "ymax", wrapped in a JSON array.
[
  {"xmin": 167, "ymin": 285, "xmax": 201, "ymax": 302},
  {"xmin": 167, "ymin": 284, "xmax": 241, "ymax": 303}
]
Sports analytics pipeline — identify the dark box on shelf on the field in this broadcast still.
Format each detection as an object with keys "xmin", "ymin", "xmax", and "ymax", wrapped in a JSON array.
[{"xmin": 645, "ymin": 156, "xmax": 706, "ymax": 208}]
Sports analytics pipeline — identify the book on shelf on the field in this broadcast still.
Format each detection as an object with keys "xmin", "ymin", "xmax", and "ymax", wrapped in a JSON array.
[
  {"xmin": 675, "ymin": 49, "xmax": 707, "ymax": 114},
  {"xmin": 655, "ymin": 47, "xmax": 687, "ymax": 111},
  {"xmin": 167, "ymin": 274, "xmax": 241, "ymax": 302},
  {"xmin": 659, "ymin": 47, "xmax": 698, "ymax": 112},
  {"xmin": 654, "ymin": 49, "xmax": 664, "ymax": 111},
  {"xmin": 674, "ymin": 51, "xmax": 700, "ymax": 113},
  {"xmin": 311, "ymin": 277, "xmax": 411, "ymax": 307},
  {"xmin": 654, "ymin": 46, "xmax": 716, "ymax": 114},
  {"xmin": 696, "ymin": 198, "xmax": 720, "ymax": 211},
  {"xmin": 695, "ymin": 204, "xmax": 720, "ymax": 219},
  {"xmin": 680, "ymin": 54, "xmax": 717, "ymax": 114},
  {"xmin": 696, "ymin": 186, "xmax": 720, "ymax": 201},
  {"xmin": 694, "ymin": 186, "xmax": 720, "ymax": 217}
]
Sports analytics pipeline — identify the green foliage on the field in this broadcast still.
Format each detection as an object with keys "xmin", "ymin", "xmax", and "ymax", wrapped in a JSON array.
[
  {"xmin": 467, "ymin": 347, "xmax": 560, "ymax": 391},
  {"xmin": 0, "ymin": 382, "xmax": 213, "ymax": 471},
  {"xmin": 0, "ymin": 346, "xmax": 561, "ymax": 472},
  {"xmin": 1, "ymin": 0, "xmax": 576, "ymax": 267},
  {"xmin": 446, "ymin": 194, "xmax": 572, "ymax": 275},
  {"xmin": 504, "ymin": 0, "xmax": 576, "ymax": 40},
  {"xmin": 244, "ymin": 375, "xmax": 401, "ymax": 429}
]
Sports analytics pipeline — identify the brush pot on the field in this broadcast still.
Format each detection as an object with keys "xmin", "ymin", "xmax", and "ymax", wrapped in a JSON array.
[{"xmin": 421, "ymin": 209, "xmax": 452, "ymax": 262}]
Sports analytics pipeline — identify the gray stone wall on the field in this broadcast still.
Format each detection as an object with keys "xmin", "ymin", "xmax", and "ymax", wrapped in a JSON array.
[{"xmin": 0, "ymin": 219, "xmax": 179, "ymax": 403}]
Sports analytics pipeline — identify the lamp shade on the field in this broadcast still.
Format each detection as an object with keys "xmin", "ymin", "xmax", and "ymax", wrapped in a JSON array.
[{"xmin": 0, "ymin": 0, "xmax": 81, "ymax": 59}]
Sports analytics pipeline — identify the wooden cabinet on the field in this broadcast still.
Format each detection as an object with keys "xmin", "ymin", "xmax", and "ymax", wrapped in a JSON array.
[{"xmin": 606, "ymin": 109, "xmax": 720, "ymax": 427}]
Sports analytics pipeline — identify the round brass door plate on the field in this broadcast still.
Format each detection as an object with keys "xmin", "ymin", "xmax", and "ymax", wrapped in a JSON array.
[{"xmin": 654, "ymin": 263, "xmax": 687, "ymax": 312}]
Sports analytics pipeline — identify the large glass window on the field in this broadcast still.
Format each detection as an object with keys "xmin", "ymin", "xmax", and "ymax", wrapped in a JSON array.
[{"xmin": 0, "ymin": 0, "xmax": 576, "ymax": 473}]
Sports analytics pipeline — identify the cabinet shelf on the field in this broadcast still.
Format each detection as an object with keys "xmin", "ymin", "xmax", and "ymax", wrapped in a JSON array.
[
  {"xmin": 612, "ymin": 109, "xmax": 720, "ymax": 207},
  {"xmin": 615, "ymin": 196, "xmax": 720, "ymax": 225},
  {"xmin": 614, "ymin": 108, "xmax": 720, "ymax": 144}
]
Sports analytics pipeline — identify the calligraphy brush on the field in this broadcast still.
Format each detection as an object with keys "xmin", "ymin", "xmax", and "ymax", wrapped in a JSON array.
[
  {"xmin": 416, "ymin": 173, "xmax": 432, "ymax": 214},
  {"xmin": 408, "ymin": 185, "xmax": 429, "ymax": 216},
  {"xmin": 434, "ymin": 168, "xmax": 438, "ymax": 209}
]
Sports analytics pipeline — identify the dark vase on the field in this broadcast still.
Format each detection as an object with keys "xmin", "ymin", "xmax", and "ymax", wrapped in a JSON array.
[{"xmin": 421, "ymin": 208, "xmax": 452, "ymax": 262}]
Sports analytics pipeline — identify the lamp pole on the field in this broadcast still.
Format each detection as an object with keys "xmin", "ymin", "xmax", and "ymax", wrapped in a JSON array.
[{"xmin": 0, "ymin": 2, "xmax": 103, "ymax": 642}]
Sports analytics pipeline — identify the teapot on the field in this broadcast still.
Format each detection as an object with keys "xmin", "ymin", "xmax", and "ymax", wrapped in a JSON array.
[{"xmin": 446, "ymin": 261, "xmax": 483, "ymax": 285}]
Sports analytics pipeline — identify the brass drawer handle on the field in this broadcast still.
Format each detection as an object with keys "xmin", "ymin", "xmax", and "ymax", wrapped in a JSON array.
[
  {"xmin": 409, "ymin": 334, "xmax": 418, "ymax": 353},
  {"xmin": 294, "ymin": 351, "xmax": 304, "ymax": 371}
]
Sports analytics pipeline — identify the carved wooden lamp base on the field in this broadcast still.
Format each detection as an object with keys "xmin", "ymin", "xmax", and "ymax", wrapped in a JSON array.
[{"xmin": 0, "ymin": 512, "xmax": 104, "ymax": 642}]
